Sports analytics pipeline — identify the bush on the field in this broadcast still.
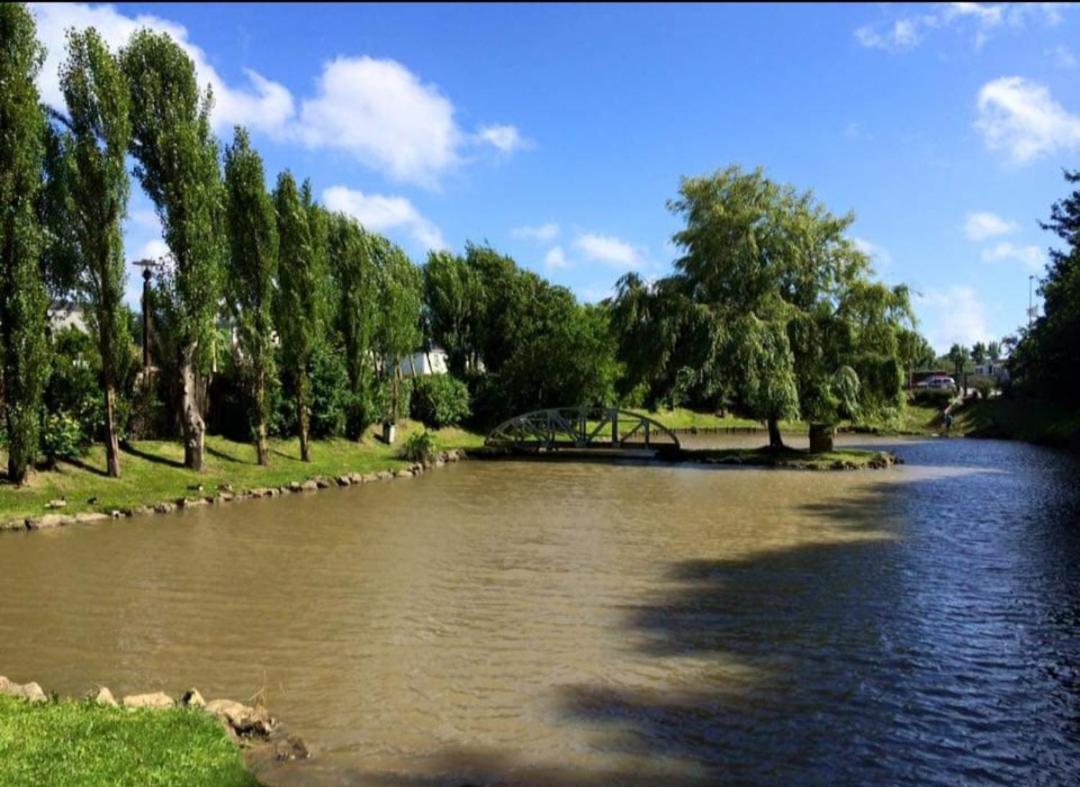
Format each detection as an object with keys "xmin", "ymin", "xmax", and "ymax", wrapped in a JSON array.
[
  {"xmin": 910, "ymin": 389, "xmax": 953, "ymax": 408},
  {"xmin": 400, "ymin": 429, "xmax": 437, "ymax": 464},
  {"xmin": 41, "ymin": 411, "xmax": 87, "ymax": 464},
  {"xmin": 410, "ymin": 374, "xmax": 470, "ymax": 428}
]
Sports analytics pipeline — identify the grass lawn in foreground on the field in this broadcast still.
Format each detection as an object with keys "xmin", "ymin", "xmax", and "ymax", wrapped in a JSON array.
[
  {"xmin": 0, "ymin": 695, "xmax": 255, "ymax": 787},
  {"xmin": 0, "ymin": 421, "xmax": 483, "ymax": 524}
]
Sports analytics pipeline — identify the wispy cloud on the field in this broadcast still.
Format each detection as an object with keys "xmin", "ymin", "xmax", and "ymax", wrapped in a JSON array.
[
  {"xmin": 573, "ymin": 233, "xmax": 645, "ymax": 269},
  {"xmin": 915, "ymin": 285, "xmax": 992, "ymax": 351},
  {"xmin": 543, "ymin": 246, "xmax": 569, "ymax": 270},
  {"xmin": 975, "ymin": 76, "xmax": 1080, "ymax": 164},
  {"xmin": 513, "ymin": 223, "xmax": 561, "ymax": 243},
  {"xmin": 854, "ymin": 3, "xmax": 1068, "ymax": 53},
  {"xmin": 852, "ymin": 237, "xmax": 893, "ymax": 270},
  {"xmin": 981, "ymin": 241, "xmax": 1045, "ymax": 271},
  {"xmin": 964, "ymin": 211, "xmax": 1019, "ymax": 241}
]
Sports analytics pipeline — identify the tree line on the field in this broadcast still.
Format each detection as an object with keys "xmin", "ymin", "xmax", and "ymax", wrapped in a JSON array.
[{"xmin": 2, "ymin": 4, "xmax": 939, "ymax": 485}]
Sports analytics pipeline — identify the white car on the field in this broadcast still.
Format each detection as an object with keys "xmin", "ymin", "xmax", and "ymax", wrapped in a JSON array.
[{"xmin": 925, "ymin": 376, "xmax": 956, "ymax": 390}]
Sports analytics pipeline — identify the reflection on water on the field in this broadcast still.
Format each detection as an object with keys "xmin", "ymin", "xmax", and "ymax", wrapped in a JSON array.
[{"xmin": 1, "ymin": 437, "xmax": 1078, "ymax": 785}]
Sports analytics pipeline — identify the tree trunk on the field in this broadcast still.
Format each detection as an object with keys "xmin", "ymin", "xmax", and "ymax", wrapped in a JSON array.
[
  {"xmin": 103, "ymin": 381, "xmax": 121, "ymax": 478},
  {"xmin": 297, "ymin": 372, "xmax": 310, "ymax": 462},
  {"xmin": 254, "ymin": 363, "xmax": 269, "ymax": 466},
  {"xmin": 180, "ymin": 349, "xmax": 205, "ymax": 471},
  {"xmin": 767, "ymin": 417, "xmax": 784, "ymax": 451},
  {"xmin": 808, "ymin": 422, "xmax": 834, "ymax": 454}
]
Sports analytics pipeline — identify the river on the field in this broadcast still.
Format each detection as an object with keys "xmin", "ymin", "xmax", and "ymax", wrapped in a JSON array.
[{"xmin": 1, "ymin": 437, "xmax": 1079, "ymax": 785}]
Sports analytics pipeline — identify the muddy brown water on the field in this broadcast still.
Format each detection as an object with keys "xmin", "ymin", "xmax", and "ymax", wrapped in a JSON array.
[{"xmin": 2, "ymin": 436, "xmax": 1079, "ymax": 785}]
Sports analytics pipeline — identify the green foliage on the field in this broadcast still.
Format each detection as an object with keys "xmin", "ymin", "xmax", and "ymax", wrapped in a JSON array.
[
  {"xmin": 0, "ymin": 695, "xmax": 256, "ymax": 787},
  {"xmin": 41, "ymin": 411, "xmax": 87, "ymax": 463},
  {"xmin": 910, "ymin": 388, "xmax": 953, "ymax": 408},
  {"xmin": 1010, "ymin": 170, "xmax": 1080, "ymax": 405},
  {"xmin": 224, "ymin": 126, "xmax": 277, "ymax": 462},
  {"xmin": 121, "ymin": 29, "xmax": 223, "ymax": 372},
  {"xmin": 0, "ymin": 3, "xmax": 50, "ymax": 483},
  {"xmin": 399, "ymin": 429, "xmax": 437, "ymax": 465},
  {"xmin": 411, "ymin": 374, "xmax": 471, "ymax": 427},
  {"xmin": 58, "ymin": 26, "xmax": 133, "ymax": 476}
]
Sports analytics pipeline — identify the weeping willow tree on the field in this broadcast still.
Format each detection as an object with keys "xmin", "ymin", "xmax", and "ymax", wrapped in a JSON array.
[{"xmin": 613, "ymin": 165, "xmax": 913, "ymax": 452}]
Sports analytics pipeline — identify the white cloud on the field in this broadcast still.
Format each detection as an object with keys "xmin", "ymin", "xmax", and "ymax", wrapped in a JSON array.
[
  {"xmin": 975, "ymin": 77, "xmax": 1080, "ymax": 163},
  {"xmin": 855, "ymin": 3, "xmax": 1069, "ymax": 53},
  {"xmin": 981, "ymin": 241, "xmax": 1045, "ymax": 271},
  {"xmin": 964, "ymin": 211, "xmax": 1019, "ymax": 241},
  {"xmin": 128, "ymin": 208, "xmax": 161, "ymax": 231},
  {"xmin": 574, "ymin": 233, "xmax": 644, "ymax": 269},
  {"xmin": 1047, "ymin": 44, "xmax": 1078, "ymax": 68},
  {"xmin": 296, "ymin": 57, "xmax": 461, "ymax": 187},
  {"xmin": 31, "ymin": 5, "xmax": 527, "ymax": 187},
  {"xmin": 543, "ymin": 246, "xmax": 568, "ymax": 270},
  {"xmin": 513, "ymin": 223, "xmax": 560, "ymax": 243},
  {"xmin": 476, "ymin": 124, "xmax": 530, "ymax": 154},
  {"xmin": 854, "ymin": 19, "xmax": 922, "ymax": 51},
  {"xmin": 31, "ymin": 2, "xmax": 293, "ymax": 135},
  {"xmin": 915, "ymin": 285, "xmax": 991, "ymax": 351},
  {"xmin": 323, "ymin": 186, "xmax": 446, "ymax": 251},
  {"xmin": 852, "ymin": 237, "xmax": 893, "ymax": 269},
  {"xmin": 135, "ymin": 238, "xmax": 170, "ymax": 261}
]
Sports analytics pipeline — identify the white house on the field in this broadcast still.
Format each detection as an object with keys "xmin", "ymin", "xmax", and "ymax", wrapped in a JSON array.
[
  {"xmin": 973, "ymin": 361, "xmax": 1010, "ymax": 383},
  {"xmin": 394, "ymin": 346, "xmax": 449, "ymax": 378}
]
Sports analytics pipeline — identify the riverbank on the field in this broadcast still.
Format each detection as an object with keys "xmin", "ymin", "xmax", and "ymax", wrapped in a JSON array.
[
  {"xmin": 678, "ymin": 446, "xmax": 901, "ymax": 470},
  {"xmin": 952, "ymin": 397, "xmax": 1080, "ymax": 450},
  {"xmin": 0, "ymin": 422, "xmax": 483, "ymax": 530},
  {"xmin": 0, "ymin": 692, "xmax": 256, "ymax": 787}
]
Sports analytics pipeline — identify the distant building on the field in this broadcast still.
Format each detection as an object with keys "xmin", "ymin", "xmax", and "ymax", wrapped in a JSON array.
[
  {"xmin": 394, "ymin": 346, "xmax": 449, "ymax": 378},
  {"xmin": 49, "ymin": 303, "xmax": 88, "ymax": 334},
  {"xmin": 973, "ymin": 361, "xmax": 1010, "ymax": 383}
]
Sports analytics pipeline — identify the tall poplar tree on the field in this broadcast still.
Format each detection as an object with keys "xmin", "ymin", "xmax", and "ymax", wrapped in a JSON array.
[
  {"xmin": 0, "ymin": 3, "xmax": 50, "ymax": 484},
  {"xmin": 122, "ymin": 29, "xmax": 223, "ymax": 471},
  {"xmin": 224, "ymin": 127, "xmax": 277, "ymax": 465},
  {"xmin": 274, "ymin": 171, "xmax": 320, "ymax": 461},
  {"xmin": 58, "ymin": 27, "xmax": 132, "ymax": 478}
]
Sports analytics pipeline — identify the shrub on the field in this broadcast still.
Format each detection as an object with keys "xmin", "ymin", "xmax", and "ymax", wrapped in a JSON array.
[
  {"xmin": 400, "ymin": 429, "xmax": 437, "ymax": 464},
  {"xmin": 41, "ymin": 411, "xmax": 87, "ymax": 464},
  {"xmin": 410, "ymin": 374, "xmax": 470, "ymax": 428},
  {"xmin": 910, "ymin": 389, "xmax": 953, "ymax": 408}
]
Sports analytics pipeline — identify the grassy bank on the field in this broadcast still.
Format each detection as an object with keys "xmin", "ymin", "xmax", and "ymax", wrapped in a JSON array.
[
  {"xmin": 0, "ymin": 421, "xmax": 483, "ymax": 526},
  {"xmin": 633, "ymin": 407, "xmax": 808, "ymax": 433},
  {"xmin": 679, "ymin": 446, "xmax": 898, "ymax": 470},
  {"xmin": 952, "ymin": 397, "xmax": 1080, "ymax": 448},
  {"xmin": 0, "ymin": 695, "xmax": 255, "ymax": 787}
]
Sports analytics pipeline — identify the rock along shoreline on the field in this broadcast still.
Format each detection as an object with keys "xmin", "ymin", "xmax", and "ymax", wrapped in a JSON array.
[
  {"xmin": 1, "ymin": 448, "xmax": 469, "ymax": 535},
  {"xmin": 0, "ymin": 674, "xmax": 308, "ymax": 771}
]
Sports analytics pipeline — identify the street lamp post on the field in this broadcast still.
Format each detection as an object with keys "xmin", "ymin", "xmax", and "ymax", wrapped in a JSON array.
[
  {"xmin": 132, "ymin": 258, "xmax": 160, "ymax": 371},
  {"xmin": 1028, "ymin": 274, "xmax": 1037, "ymax": 330}
]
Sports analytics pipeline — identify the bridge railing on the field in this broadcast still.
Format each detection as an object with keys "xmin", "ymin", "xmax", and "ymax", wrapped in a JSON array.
[{"xmin": 485, "ymin": 407, "xmax": 681, "ymax": 452}]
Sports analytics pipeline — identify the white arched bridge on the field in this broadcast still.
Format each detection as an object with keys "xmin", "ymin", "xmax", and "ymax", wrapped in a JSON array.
[{"xmin": 485, "ymin": 407, "xmax": 681, "ymax": 454}]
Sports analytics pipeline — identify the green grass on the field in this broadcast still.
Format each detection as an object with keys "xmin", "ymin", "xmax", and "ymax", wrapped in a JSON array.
[
  {"xmin": 679, "ymin": 446, "xmax": 896, "ymax": 470},
  {"xmin": 0, "ymin": 695, "xmax": 255, "ymax": 787},
  {"xmin": 632, "ymin": 407, "xmax": 808, "ymax": 433},
  {"xmin": 952, "ymin": 397, "xmax": 1080, "ymax": 448},
  {"xmin": 0, "ymin": 421, "xmax": 484, "ymax": 524}
]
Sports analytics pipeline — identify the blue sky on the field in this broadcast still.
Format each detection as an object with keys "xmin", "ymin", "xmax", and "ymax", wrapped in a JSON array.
[{"xmin": 31, "ymin": 3, "xmax": 1080, "ymax": 352}]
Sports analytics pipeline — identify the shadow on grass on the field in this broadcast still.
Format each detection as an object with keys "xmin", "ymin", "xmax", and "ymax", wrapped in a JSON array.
[
  {"xmin": 57, "ymin": 455, "xmax": 111, "ymax": 478},
  {"xmin": 205, "ymin": 444, "xmax": 256, "ymax": 465},
  {"xmin": 120, "ymin": 442, "xmax": 186, "ymax": 470}
]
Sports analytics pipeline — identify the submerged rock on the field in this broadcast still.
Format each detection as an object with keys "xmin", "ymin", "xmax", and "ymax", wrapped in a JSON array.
[
  {"xmin": 24, "ymin": 514, "xmax": 71, "ymax": 530},
  {"xmin": 300, "ymin": 480, "xmax": 319, "ymax": 492},
  {"xmin": 122, "ymin": 691, "xmax": 174, "ymax": 709}
]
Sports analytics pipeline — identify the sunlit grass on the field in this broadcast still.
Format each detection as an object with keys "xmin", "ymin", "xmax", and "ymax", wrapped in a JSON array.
[
  {"xmin": 0, "ymin": 695, "xmax": 255, "ymax": 787},
  {"xmin": 0, "ymin": 420, "xmax": 483, "ymax": 524}
]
